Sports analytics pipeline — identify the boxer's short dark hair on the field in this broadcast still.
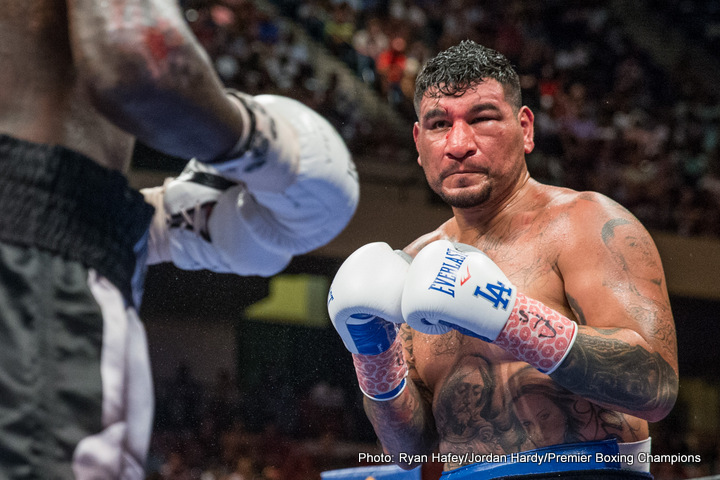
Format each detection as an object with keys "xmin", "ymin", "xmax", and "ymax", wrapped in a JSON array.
[{"xmin": 413, "ymin": 40, "xmax": 522, "ymax": 116}]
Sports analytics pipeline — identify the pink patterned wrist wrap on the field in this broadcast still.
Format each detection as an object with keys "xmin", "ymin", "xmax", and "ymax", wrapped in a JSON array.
[
  {"xmin": 493, "ymin": 293, "xmax": 578, "ymax": 374},
  {"xmin": 352, "ymin": 336, "xmax": 408, "ymax": 400}
]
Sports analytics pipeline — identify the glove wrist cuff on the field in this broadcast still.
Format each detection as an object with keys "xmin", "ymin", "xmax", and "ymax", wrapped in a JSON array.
[
  {"xmin": 352, "ymin": 336, "xmax": 408, "ymax": 401},
  {"xmin": 203, "ymin": 91, "xmax": 300, "ymax": 193},
  {"xmin": 493, "ymin": 292, "xmax": 578, "ymax": 374},
  {"xmin": 209, "ymin": 89, "xmax": 255, "ymax": 162}
]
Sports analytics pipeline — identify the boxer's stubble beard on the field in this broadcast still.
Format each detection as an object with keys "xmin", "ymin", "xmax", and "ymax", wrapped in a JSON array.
[{"xmin": 430, "ymin": 176, "xmax": 493, "ymax": 209}]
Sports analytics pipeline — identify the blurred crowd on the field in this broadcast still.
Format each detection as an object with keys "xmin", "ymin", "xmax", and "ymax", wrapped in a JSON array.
[
  {"xmin": 178, "ymin": 0, "xmax": 720, "ymax": 238},
  {"xmin": 649, "ymin": 0, "xmax": 720, "ymax": 54},
  {"xmin": 146, "ymin": 364, "xmax": 381, "ymax": 480}
]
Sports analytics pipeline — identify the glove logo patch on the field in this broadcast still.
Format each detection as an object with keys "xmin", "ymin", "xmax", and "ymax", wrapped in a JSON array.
[
  {"xmin": 428, "ymin": 248, "xmax": 468, "ymax": 297},
  {"xmin": 474, "ymin": 281, "xmax": 513, "ymax": 310},
  {"xmin": 460, "ymin": 265, "xmax": 472, "ymax": 286}
]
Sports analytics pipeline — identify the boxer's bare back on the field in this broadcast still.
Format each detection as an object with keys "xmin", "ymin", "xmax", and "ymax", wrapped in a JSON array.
[{"xmin": 0, "ymin": 1, "xmax": 135, "ymax": 171}]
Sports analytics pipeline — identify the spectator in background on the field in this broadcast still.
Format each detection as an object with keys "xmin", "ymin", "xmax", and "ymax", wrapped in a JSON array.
[
  {"xmin": 352, "ymin": 16, "xmax": 389, "ymax": 86},
  {"xmin": 324, "ymin": 2, "xmax": 357, "ymax": 67},
  {"xmin": 376, "ymin": 36, "xmax": 408, "ymax": 106}
]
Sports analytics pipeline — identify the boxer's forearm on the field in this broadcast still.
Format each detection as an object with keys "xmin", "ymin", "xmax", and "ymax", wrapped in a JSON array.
[
  {"xmin": 66, "ymin": 0, "xmax": 244, "ymax": 160},
  {"xmin": 363, "ymin": 381, "xmax": 438, "ymax": 469},
  {"xmin": 549, "ymin": 326, "xmax": 678, "ymax": 422}
]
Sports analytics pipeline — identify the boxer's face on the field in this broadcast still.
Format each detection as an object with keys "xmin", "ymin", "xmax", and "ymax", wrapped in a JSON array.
[{"xmin": 413, "ymin": 80, "xmax": 534, "ymax": 209}]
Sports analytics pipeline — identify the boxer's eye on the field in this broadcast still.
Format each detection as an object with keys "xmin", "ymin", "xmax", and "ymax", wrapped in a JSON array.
[{"xmin": 471, "ymin": 115, "xmax": 499, "ymax": 124}]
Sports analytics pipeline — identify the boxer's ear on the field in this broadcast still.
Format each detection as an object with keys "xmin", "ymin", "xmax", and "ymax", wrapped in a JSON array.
[{"xmin": 413, "ymin": 122, "xmax": 422, "ymax": 167}]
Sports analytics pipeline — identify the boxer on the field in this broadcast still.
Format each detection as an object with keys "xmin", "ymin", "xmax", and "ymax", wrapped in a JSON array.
[{"xmin": 328, "ymin": 40, "xmax": 676, "ymax": 480}]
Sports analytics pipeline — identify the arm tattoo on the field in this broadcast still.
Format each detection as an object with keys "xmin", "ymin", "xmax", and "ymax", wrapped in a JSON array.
[
  {"xmin": 364, "ymin": 381, "xmax": 438, "ymax": 458},
  {"xmin": 363, "ymin": 324, "xmax": 438, "ymax": 459},
  {"xmin": 551, "ymin": 331, "xmax": 678, "ymax": 415},
  {"xmin": 73, "ymin": 0, "xmax": 197, "ymax": 81},
  {"xmin": 599, "ymin": 217, "xmax": 678, "ymax": 369},
  {"xmin": 602, "ymin": 217, "xmax": 664, "ymax": 288},
  {"xmin": 399, "ymin": 324, "xmax": 415, "ymax": 370},
  {"xmin": 399, "ymin": 325, "xmax": 435, "ymax": 406}
]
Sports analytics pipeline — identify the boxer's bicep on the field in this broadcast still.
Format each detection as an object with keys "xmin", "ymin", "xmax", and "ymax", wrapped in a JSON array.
[
  {"xmin": 67, "ymin": 0, "xmax": 187, "ymax": 80},
  {"xmin": 561, "ymin": 200, "xmax": 675, "ymax": 360},
  {"xmin": 66, "ymin": 0, "xmax": 242, "ymax": 159}
]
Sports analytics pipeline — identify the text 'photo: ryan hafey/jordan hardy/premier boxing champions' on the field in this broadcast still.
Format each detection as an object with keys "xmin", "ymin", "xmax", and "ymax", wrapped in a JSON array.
[{"xmin": 2, "ymin": 1, "xmax": 720, "ymax": 480}]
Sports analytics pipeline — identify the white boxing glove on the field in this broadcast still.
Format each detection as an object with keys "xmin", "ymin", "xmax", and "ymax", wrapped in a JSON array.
[
  {"xmin": 202, "ymin": 90, "xmax": 300, "ymax": 193},
  {"xmin": 402, "ymin": 240, "xmax": 578, "ymax": 374},
  {"xmin": 401, "ymin": 239, "xmax": 517, "ymax": 341},
  {"xmin": 142, "ymin": 94, "xmax": 359, "ymax": 277},
  {"xmin": 328, "ymin": 242, "xmax": 411, "ymax": 355},
  {"xmin": 142, "ymin": 160, "xmax": 292, "ymax": 276},
  {"xmin": 328, "ymin": 242, "xmax": 411, "ymax": 401}
]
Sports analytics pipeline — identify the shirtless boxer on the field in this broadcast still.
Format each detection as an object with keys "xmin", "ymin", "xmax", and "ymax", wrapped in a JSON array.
[
  {"xmin": 0, "ymin": 1, "xmax": 358, "ymax": 478},
  {"xmin": 328, "ymin": 40, "xmax": 676, "ymax": 479}
]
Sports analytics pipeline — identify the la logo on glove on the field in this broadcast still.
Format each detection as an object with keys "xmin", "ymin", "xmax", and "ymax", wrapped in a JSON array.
[
  {"xmin": 473, "ymin": 282, "xmax": 512, "ymax": 310},
  {"xmin": 474, "ymin": 282, "xmax": 513, "ymax": 310},
  {"xmin": 460, "ymin": 263, "xmax": 513, "ymax": 311}
]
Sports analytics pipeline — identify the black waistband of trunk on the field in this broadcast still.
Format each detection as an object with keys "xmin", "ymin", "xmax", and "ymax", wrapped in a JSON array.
[{"xmin": 0, "ymin": 134, "xmax": 155, "ymax": 300}]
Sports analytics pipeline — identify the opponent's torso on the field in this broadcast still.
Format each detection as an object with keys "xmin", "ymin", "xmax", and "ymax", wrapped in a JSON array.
[
  {"xmin": 406, "ymin": 187, "xmax": 648, "ymax": 469},
  {"xmin": 0, "ymin": 1, "xmax": 134, "ymax": 171}
]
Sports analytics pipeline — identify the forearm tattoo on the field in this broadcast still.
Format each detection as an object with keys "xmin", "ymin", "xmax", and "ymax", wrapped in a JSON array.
[
  {"xmin": 364, "ymin": 381, "xmax": 438, "ymax": 458},
  {"xmin": 363, "ymin": 325, "xmax": 437, "ymax": 458},
  {"xmin": 551, "ymin": 330, "xmax": 678, "ymax": 415}
]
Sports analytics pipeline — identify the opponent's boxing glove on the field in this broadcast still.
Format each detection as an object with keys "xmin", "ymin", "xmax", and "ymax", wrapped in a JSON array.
[
  {"xmin": 402, "ymin": 240, "xmax": 577, "ymax": 374},
  {"xmin": 328, "ymin": 242, "xmax": 411, "ymax": 400},
  {"xmin": 142, "ymin": 94, "xmax": 358, "ymax": 277},
  {"xmin": 142, "ymin": 160, "xmax": 292, "ymax": 275},
  {"xmin": 201, "ymin": 90, "xmax": 300, "ymax": 193}
]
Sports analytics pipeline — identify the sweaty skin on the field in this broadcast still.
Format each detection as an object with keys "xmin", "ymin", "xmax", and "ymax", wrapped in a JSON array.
[
  {"xmin": 0, "ymin": 1, "xmax": 134, "ymax": 170},
  {"xmin": 363, "ymin": 81, "xmax": 677, "ymax": 471},
  {"xmin": 0, "ymin": 0, "xmax": 245, "ymax": 171}
]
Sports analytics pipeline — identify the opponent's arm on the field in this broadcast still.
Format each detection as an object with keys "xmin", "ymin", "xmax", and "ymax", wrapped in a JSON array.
[
  {"xmin": 327, "ymin": 244, "xmax": 437, "ymax": 469},
  {"xmin": 402, "ymin": 204, "xmax": 678, "ymax": 422},
  {"xmin": 66, "ymin": 0, "xmax": 245, "ymax": 160}
]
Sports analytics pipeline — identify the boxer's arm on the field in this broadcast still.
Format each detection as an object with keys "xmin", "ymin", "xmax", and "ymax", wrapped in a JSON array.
[
  {"xmin": 66, "ymin": 0, "xmax": 245, "ymax": 160},
  {"xmin": 363, "ymin": 325, "xmax": 439, "ymax": 470},
  {"xmin": 549, "ymin": 194, "xmax": 678, "ymax": 422},
  {"xmin": 327, "ymin": 244, "xmax": 435, "ymax": 468}
]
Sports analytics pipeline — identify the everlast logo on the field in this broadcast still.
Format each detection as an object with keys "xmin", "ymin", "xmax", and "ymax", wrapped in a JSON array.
[{"xmin": 428, "ymin": 248, "xmax": 467, "ymax": 297}]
